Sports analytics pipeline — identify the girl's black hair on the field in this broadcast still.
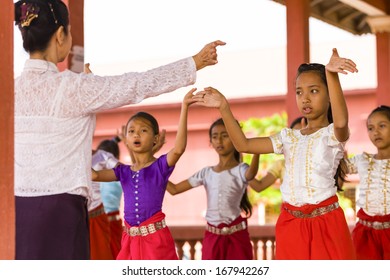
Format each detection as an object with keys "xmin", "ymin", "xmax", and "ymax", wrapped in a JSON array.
[
  {"xmin": 126, "ymin": 112, "xmax": 159, "ymax": 135},
  {"xmin": 297, "ymin": 63, "xmax": 345, "ymax": 192},
  {"xmin": 368, "ymin": 105, "xmax": 390, "ymax": 121},
  {"xmin": 209, "ymin": 118, "xmax": 253, "ymax": 217},
  {"xmin": 289, "ymin": 116, "xmax": 307, "ymax": 129},
  {"xmin": 15, "ymin": 0, "xmax": 69, "ymax": 53},
  {"xmin": 97, "ymin": 139, "xmax": 120, "ymax": 159}
]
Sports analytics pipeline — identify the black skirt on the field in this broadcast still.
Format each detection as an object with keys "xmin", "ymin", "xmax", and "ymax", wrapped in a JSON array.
[{"xmin": 15, "ymin": 193, "xmax": 90, "ymax": 260}]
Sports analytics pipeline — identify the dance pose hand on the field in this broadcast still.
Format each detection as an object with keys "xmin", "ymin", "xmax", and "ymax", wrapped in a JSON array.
[{"xmin": 326, "ymin": 48, "xmax": 358, "ymax": 74}]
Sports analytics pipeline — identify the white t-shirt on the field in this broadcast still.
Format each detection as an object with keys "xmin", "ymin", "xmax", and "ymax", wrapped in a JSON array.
[{"xmin": 188, "ymin": 163, "xmax": 249, "ymax": 226}]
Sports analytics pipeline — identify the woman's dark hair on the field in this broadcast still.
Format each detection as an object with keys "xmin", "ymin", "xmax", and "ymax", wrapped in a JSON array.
[
  {"xmin": 14, "ymin": 0, "xmax": 69, "ymax": 53},
  {"xmin": 97, "ymin": 139, "xmax": 120, "ymax": 159},
  {"xmin": 209, "ymin": 118, "xmax": 253, "ymax": 217},
  {"xmin": 368, "ymin": 105, "xmax": 390, "ymax": 121},
  {"xmin": 297, "ymin": 63, "xmax": 345, "ymax": 191},
  {"xmin": 126, "ymin": 112, "xmax": 159, "ymax": 135}
]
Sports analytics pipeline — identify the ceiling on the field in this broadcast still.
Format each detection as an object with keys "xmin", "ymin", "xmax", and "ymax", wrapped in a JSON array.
[{"xmin": 271, "ymin": 0, "xmax": 390, "ymax": 35}]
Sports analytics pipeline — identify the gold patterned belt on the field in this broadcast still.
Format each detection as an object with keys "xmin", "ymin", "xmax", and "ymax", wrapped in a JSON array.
[
  {"xmin": 107, "ymin": 214, "xmax": 121, "ymax": 222},
  {"xmin": 124, "ymin": 219, "xmax": 166, "ymax": 237},
  {"xmin": 359, "ymin": 219, "xmax": 390, "ymax": 230},
  {"xmin": 284, "ymin": 201, "xmax": 339, "ymax": 218},
  {"xmin": 206, "ymin": 221, "xmax": 247, "ymax": 235},
  {"xmin": 88, "ymin": 206, "xmax": 105, "ymax": 219}
]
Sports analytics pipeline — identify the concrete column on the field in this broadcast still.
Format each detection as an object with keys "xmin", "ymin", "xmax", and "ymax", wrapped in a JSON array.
[
  {"xmin": 57, "ymin": 0, "xmax": 84, "ymax": 72},
  {"xmin": 285, "ymin": 0, "xmax": 310, "ymax": 124},
  {"xmin": 0, "ymin": 0, "xmax": 15, "ymax": 260},
  {"xmin": 376, "ymin": 32, "xmax": 390, "ymax": 106}
]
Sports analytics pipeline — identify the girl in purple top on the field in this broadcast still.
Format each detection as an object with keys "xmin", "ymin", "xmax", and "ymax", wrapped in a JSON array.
[{"xmin": 92, "ymin": 89, "xmax": 196, "ymax": 260}]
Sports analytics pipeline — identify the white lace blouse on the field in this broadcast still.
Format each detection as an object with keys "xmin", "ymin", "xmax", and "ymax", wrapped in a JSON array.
[
  {"xmin": 346, "ymin": 153, "xmax": 390, "ymax": 216},
  {"xmin": 270, "ymin": 123, "xmax": 346, "ymax": 206},
  {"xmin": 188, "ymin": 163, "xmax": 249, "ymax": 226},
  {"xmin": 15, "ymin": 58, "xmax": 196, "ymax": 197}
]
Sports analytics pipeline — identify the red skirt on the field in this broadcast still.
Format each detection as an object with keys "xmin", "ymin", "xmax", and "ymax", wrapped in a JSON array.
[
  {"xmin": 352, "ymin": 208, "xmax": 390, "ymax": 259},
  {"xmin": 276, "ymin": 195, "xmax": 356, "ymax": 260},
  {"xmin": 202, "ymin": 215, "xmax": 253, "ymax": 260},
  {"xmin": 89, "ymin": 203, "xmax": 114, "ymax": 260},
  {"xmin": 117, "ymin": 211, "xmax": 178, "ymax": 260},
  {"xmin": 107, "ymin": 210, "xmax": 123, "ymax": 259}
]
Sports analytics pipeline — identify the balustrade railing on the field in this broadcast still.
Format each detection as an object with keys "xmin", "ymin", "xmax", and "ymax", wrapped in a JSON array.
[
  {"xmin": 170, "ymin": 225, "xmax": 276, "ymax": 260},
  {"xmin": 170, "ymin": 224, "xmax": 355, "ymax": 260}
]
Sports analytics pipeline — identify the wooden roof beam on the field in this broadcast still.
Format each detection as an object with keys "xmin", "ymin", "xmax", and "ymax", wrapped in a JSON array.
[{"xmin": 339, "ymin": 0, "xmax": 386, "ymax": 16}]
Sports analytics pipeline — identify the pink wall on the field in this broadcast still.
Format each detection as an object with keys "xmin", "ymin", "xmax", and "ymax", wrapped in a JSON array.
[{"xmin": 94, "ymin": 89, "xmax": 378, "ymax": 225}]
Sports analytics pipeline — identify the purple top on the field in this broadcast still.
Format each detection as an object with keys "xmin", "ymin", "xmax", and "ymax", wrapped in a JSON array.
[{"xmin": 113, "ymin": 154, "xmax": 174, "ymax": 226}]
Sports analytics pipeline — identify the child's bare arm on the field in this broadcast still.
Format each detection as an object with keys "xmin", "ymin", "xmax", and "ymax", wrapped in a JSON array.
[
  {"xmin": 245, "ymin": 154, "xmax": 260, "ymax": 181},
  {"xmin": 92, "ymin": 169, "xmax": 117, "ymax": 182},
  {"xmin": 166, "ymin": 180, "xmax": 193, "ymax": 195},
  {"xmin": 166, "ymin": 88, "xmax": 197, "ymax": 167}
]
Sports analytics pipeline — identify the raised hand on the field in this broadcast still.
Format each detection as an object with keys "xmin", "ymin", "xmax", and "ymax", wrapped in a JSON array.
[
  {"xmin": 183, "ymin": 88, "xmax": 198, "ymax": 107},
  {"xmin": 192, "ymin": 87, "xmax": 226, "ymax": 108},
  {"xmin": 84, "ymin": 63, "xmax": 92, "ymax": 74},
  {"xmin": 326, "ymin": 48, "xmax": 358, "ymax": 74},
  {"xmin": 192, "ymin": 40, "xmax": 226, "ymax": 70}
]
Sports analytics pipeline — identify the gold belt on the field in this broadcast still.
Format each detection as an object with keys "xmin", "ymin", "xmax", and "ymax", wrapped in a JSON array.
[
  {"xmin": 206, "ymin": 221, "xmax": 247, "ymax": 235},
  {"xmin": 124, "ymin": 219, "xmax": 166, "ymax": 237},
  {"xmin": 359, "ymin": 219, "xmax": 390, "ymax": 230},
  {"xmin": 88, "ymin": 206, "xmax": 105, "ymax": 219},
  {"xmin": 107, "ymin": 214, "xmax": 121, "ymax": 222},
  {"xmin": 284, "ymin": 201, "xmax": 339, "ymax": 218}
]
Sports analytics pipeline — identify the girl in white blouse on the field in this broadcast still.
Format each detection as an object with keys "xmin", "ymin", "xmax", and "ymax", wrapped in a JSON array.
[
  {"xmin": 14, "ymin": 0, "xmax": 224, "ymax": 260},
  {"xmin": 167, "ymin": 118, "xmax": 260, "ymax": 260},
  {"xmin": 346, "ymin": 105, "xmax": 390, "ymax": 259},
  {"xmin": 194, "ymin": 48, "xmax": 358, "ymax": 260}
]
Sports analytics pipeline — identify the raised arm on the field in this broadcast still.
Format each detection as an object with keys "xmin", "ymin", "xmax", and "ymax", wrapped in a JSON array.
[
  {"xmin": 248, "ymin": 173, "xmax": 277, "ymax": 193},
  {"xmin": 166, "ymin": 180, "xmax": 193, "ymax": 195},
  {"xmin": 193, "ymin": 87, "xmax": 274, "ymax": 154},
  {"xmin": 166, "ymin": 88, "xmax": 197, "ymax": 167},
  {"xmin": 245, "ymin": 154, "xmax": 260, "ymax": 181},
  {"xmin": 325, "ymin": 48, "xmax": 358, "ymax": 142}
]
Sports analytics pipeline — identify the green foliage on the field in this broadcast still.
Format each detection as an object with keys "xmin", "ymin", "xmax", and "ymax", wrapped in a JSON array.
[{"xmin": 241, "ymin": 112, "xmax": 287, "ymax": 207}]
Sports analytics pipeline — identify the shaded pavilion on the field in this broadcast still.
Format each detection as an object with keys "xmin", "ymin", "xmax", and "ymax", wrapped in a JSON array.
[{"xmin": 1, "ymin": 0, "xmax": 390, "ymax": 259}]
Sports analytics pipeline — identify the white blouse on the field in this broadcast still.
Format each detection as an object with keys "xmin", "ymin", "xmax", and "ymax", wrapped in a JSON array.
[
  {"xmin": 270, "ymin": 123, "xmax": 345, "ymax": 206},
  {"xmin": 15, "ymin": 58, "xmax": 196, "ymax": 197},
  {"xmin": 188, "ymin": 163, "xmax": 249, "ymax": 226},
  {"xmin": 346, "ymin": 153, "xmax": 390, "ymax": 216},
  {"xmin": 89, "ymin": 150, "xmax": 119, "ymax": 211}
]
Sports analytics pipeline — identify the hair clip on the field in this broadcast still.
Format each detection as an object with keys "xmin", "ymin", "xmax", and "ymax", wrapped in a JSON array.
[
  {"xmin": 48, "ymin": 2, "xmax": 58, "ymax": 25},
  {"xmin": 20, "ymin": 2, "xmax": 40, "ymax": 28}
]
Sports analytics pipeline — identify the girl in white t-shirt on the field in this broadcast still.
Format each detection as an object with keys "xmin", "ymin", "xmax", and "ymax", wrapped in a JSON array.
[
  {"xmin": 167, "ymin": 118, "xmax": 259, "ymax": 260},
  {"xmin": 194, "ymin": 48, "xmax": 358, "ymax": 260},
  {"xmin": 346, "ymin": 105, "xmax": 390, "ymax": 259}
]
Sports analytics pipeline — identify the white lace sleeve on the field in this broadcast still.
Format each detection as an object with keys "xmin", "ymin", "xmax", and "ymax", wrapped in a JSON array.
[{"xmin": 56, "ymin": 57, "xmax": 196, "ymax": 117}]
